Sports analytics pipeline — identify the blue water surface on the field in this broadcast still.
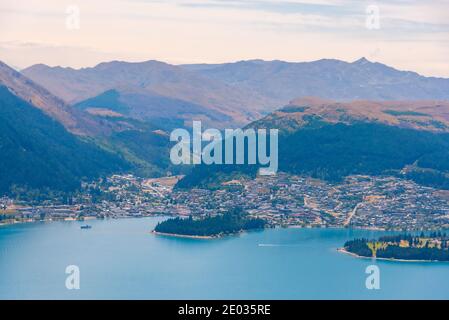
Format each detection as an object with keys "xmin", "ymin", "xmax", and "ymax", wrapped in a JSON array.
[{"xmin": 0, "ymin": 217, "xmax": 448, "ymax": 299}]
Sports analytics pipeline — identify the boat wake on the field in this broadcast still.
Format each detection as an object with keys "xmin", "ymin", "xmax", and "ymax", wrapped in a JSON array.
[{"xmin": 258, "ymin": 243, "xmax": 301, "ymax": 247}]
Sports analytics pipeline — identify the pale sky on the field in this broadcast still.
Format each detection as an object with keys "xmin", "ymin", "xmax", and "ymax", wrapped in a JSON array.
[{"xmin": 1, "ymin": 0, "xmax": 448, "ymax": 77}]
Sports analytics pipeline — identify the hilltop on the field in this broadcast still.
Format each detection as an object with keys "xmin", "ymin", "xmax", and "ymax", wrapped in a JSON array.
[{"xmin": 177, "ymin": 97, "xmax": 449, "ymax": 190}]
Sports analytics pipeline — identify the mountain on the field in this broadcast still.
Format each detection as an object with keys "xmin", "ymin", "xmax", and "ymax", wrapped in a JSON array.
[
  {"xmin": 176, "ymin": 98, "xmax": 449, "ymax": 190},
  {"xmin": 22, "ymin": 60, "xmax": 276, "ymax": 127},
  {"xmin": 25, "ymin": 57, "xmax": 449, "ymax": 128},
  {"xmin": 254, "ymin": 97, "xmax": 449, "ymax": 133},
  {"xmin": 12, "ymin": 57, "xmax": 449, "ymax": 193},
  {"xmin": 73, "ymin": 88, "xmax": 232, "ymax": 128},
  {"xmin": 0, "ymin": 60, "xmax": 183, "ymax": 195},
  {"xmin": 0, "ymin": 61, "xmax": 101, "ymax": 136},
  {"xmin": 181, "ymin": 58, "xmax": 449, "ymax": 103},
  {"xmin": 0, "ymin": 85, "xmax": 128, "ymax": 194}
]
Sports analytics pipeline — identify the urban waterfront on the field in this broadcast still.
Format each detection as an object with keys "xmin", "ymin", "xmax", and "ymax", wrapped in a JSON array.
[
  {"xmin": 1, "ymin": 217, "xmax": 449, "ymax": 300},
  {"xmin": 4, "ymin": 173, "xmax": 449, "ymax": 231}
]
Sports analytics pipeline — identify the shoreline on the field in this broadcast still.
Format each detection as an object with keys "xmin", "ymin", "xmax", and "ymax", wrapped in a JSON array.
[
  {"xmin": 151, "ymin": 230, "xmax": 223, "ymax": 239},
  {"xmin": 1, "ymin": 216, "xmax": 447, "ymax": 234},
  {"xmin": 337, "ymin": 247, "xmax": 449, "ymax": 263},
  {"xmin": 0, "ymin": 213, "xmax": 170, "ymax": 228}
]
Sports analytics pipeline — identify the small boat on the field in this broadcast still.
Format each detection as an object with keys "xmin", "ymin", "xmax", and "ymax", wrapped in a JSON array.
[{"xmin": 80, "ymin": 225, "xmax": 92, "ymax": 229}]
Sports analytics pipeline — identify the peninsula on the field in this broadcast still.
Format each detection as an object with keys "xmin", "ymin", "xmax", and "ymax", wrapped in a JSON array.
[
  {"xmin": 153, "ymin": 208, "xmax": 267, "ymax": 238},
  {"xmin": 342, "ymin": 233, "xmax": 449, "ymax": 262}
]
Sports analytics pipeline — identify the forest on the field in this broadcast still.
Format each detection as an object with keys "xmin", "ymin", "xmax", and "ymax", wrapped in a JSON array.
[
  {"xmin": 154, "ymin": 208, "xmax": 267, "ymax": 237},
  {"xmin": 344, "ymin": 233, "xmax": 449, "ymax": 261}
]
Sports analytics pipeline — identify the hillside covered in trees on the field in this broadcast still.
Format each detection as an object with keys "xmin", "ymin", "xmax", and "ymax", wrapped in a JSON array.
[
  {"xmin": 0, "ymin": 85, "xmax": 129, "ymax": 195},
  {"xmin": 177, "ymin": 120, "xmax": 449, "ymax": 190}
]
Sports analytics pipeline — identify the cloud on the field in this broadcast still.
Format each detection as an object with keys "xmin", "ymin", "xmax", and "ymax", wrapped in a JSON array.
[
  {"xmin": 0, "ymin": 0, "xmax": 448, "ymax": 76},
  {"xmin": 0, "ymin": 41, "xmax": 140, "ymax": 69}
]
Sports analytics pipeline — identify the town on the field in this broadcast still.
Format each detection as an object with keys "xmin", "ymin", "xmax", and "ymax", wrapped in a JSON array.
[{"xmin": 1, "ymin": 173, "xmax": 449, "ymax": 231}]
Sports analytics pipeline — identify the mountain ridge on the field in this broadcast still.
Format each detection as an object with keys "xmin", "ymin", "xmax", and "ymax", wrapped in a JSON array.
[
  {"xmin": 0, "ymin": 61, "xmax": 100, "ymax": 136},
  {"xmin": 22, "ymin": 60, "xmax": 276, "ymax": 127},
  {"xmin": 23, "ymin": 57, "xmax": 449, "ymax": 129},
  {"xmin": 0, "ymin": 60, "xmax": 186, "ymax": 194},
  {"xmin": 252, "ymin": 96, "xmax": 449, "ymax": 133},
  {"xmin": 181, "ymin": 57, "xmax": 449, "ymax": 103},
  {"xmin": 0, "ymin": 84, "xmax": 128, "ymax": 194},
  {"xmin": 176, "ymin": 97, "xmax": 449, "ymax": 190}
]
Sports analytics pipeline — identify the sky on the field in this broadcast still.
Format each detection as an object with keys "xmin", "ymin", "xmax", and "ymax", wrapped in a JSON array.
[{"xmin": 0, "ymin": 0, "xmax": 448, "ymax": 77}]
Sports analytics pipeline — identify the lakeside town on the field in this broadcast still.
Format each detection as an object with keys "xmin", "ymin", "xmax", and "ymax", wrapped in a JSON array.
[{"xmin": 1, "ymin": 173, "xmax": 449, "ymax": 231}]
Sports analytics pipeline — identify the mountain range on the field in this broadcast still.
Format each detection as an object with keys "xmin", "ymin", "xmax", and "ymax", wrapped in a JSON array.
[
  {"xmin": 0, "ymin": 61, "xmax": 183, "ymax": 195},
  {"xmin": 182, "ymin": 58, "xmax": 449, "ymax": 102},
  {"xmin": 2, "ymin": 57, "xmax": 449, "ymax": 195},
  {"xmin": 22, "ymin": 60, "xmax": 275, "ymax": 127},
  {"xmin": 0, "ymin": 61, "xmax": 99, "ymax": 136},
  {"xmin": 22, "ymin": 57, "xmax": 449, "ymax": 129}
]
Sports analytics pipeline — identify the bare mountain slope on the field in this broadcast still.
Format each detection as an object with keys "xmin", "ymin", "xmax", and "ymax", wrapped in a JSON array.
[
  {"xmin": 23, "ymin": 60, "xmax": 276, "ymax": 126},
  {"xmin": 182, "ymin": 58, "xmax": 449, "ymax": 103},
  {"xmin": 0, "ymin": 61, "xmax": 100, "ymax": 136},
  {"xmin": 253, "ymin": 97, "xmax": 449, "ymax": 133}
]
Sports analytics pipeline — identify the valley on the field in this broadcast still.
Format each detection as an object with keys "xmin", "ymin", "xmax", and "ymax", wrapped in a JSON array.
[{"xmin": 2, "ymin": 58, "xmax": 449, "ymax": 233}]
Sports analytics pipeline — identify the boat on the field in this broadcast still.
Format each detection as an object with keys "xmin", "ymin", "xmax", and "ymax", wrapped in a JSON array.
[{"xmin": 80, "ymin": 225, "xmax": 92, "ymax": 229}]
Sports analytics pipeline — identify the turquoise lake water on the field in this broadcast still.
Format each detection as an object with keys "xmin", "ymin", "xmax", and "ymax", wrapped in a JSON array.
[{"xmin": 0, "ymin": 217, "xmax": 448, "ymax": 300}]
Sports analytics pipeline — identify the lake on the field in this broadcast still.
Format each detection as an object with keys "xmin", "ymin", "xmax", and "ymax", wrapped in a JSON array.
[{"xmin": 0, "ymin": 217, "xmax": 448, "ymax": 299}]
